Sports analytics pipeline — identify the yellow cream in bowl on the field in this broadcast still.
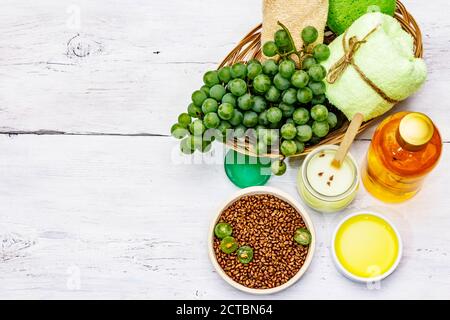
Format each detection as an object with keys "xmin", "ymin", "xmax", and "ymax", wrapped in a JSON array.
[{"xmin": 334, "ymin": 214, "xmax": 400, "ymax": 279}]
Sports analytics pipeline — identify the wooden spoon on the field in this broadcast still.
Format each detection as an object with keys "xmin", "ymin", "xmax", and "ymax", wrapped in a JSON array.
[{"xmin": 331, "ymin": 113, "xmax": 364, "ymax": 168}]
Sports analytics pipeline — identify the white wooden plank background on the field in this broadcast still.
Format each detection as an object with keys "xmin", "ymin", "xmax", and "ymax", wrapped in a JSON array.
[{"xmin": 0, "ymin": 0, "xmax": 449, "ymax": 299}]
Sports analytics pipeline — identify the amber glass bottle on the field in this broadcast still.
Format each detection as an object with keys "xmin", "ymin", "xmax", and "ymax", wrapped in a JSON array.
[{"xmin": 362, "ymin": 112, "xmax": 442, "ymax": 203}]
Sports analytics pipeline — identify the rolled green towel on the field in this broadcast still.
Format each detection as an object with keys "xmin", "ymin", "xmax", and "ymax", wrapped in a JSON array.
[{"xmin": 322, "ymin": 13, "xmax": 427, "ymax": 122}]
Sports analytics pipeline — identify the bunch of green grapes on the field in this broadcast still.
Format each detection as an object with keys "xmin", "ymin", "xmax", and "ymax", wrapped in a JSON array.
[{"xmin": 171, "ymin": 25, "xmax": 340, "ymax": 176}]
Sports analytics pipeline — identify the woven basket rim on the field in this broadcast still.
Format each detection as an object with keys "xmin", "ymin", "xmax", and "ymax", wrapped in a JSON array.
[{"xmin": 220, "ymin": 0, "xmax": 423, "ymax": 159}]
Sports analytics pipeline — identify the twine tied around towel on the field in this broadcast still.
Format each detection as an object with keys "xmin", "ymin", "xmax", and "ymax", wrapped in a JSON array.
[{"xmin": 326, "ymin": 26, "xmax": 399, "ymax": 104}]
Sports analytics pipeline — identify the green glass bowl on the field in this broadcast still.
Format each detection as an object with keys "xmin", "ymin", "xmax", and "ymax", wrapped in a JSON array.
[{"xmin": 224, "ymin": 149, "xmax": 271, "ymax": 188}]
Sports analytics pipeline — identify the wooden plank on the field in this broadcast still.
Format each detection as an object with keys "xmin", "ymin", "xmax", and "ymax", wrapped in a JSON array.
[
  {"xmin": 0, "ymin": 135, "xmax": 448, "ymax": 299},
  {"xmin": 0, "ymin": 0, "xmax": 449, "ymax": 139},
  {"xmin": 0, "ymin": 0, "xmax": 259, "ymax": 135}
]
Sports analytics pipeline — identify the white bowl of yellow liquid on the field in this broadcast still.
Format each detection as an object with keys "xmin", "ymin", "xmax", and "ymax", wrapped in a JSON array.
[{"xmin": 332, "ymin": 212, "xmax": 402, "ymax": 283}]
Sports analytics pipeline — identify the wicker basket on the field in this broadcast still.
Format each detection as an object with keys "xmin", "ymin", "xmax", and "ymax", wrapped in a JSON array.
[{"xmin": 219, "ymin": 0, "xmax": 423, "ymax": 159}]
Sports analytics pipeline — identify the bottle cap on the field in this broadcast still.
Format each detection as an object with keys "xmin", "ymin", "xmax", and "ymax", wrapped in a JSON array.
[{"xmin": 398, "ymin": 113, "xmax": 434, "ymax": 150}]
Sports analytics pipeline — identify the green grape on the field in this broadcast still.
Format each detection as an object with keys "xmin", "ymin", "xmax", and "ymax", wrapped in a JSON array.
[
  {"xmin": 310, "ymin": 104, "xmax": 328, "ymax": 122},
  {"xmin": 204, "ymin": 128, "xmax": 221, "ymax": 145},
  {"xmin": 247, "ymin": 58, "xmax": 261, "ymax": 66},
  {"xmin": 203, "ymin": 70, "xmax": 220, "ymax": 87},
  {"xmin": 194, "ymin": 135, "xmax": 204, "ymax": 150},
  {"xmin": 255, "ymin": 126, "xmax": 266, "ymax": 140},
  {"xmin": 262, "ymin": 59, "xmax": 279, "ymax": 77},
  {"xmin": 308, "ymin": 64, "xmax": 327, "ymax": 81},
  {"xmin": 302, "ymin": 56, "xmax": 317, "ymax": 70},
  {"xmin": 256, "ymin": 139, "xmax": 268, "ymax": 155},
  {"xmin": 285, "ymin": 118, "xmax": 295, "ymax": 125},
  {"xmin": 269, "ymin": 121, "xmax": 283, "ymax": 129},
  {"xmin": 247, "ymin": 63, "xmax": 263, "ymax": 80},
  {"xmin": 309, "ymin": 135, "xmax": 321, "ymax": 145},
  {"xmin": 189, "ymin": 119, "xmax": 206, "ymax": 136},
  {"xmin": 279, "ymin": 102, "xmax": 295, "ymax": 118},
  {"xmin": 230, "ymin": 63, "xmax": 247, "ymax": 79},
  {"xmin": 327, "ymin": 112, "xmax": 338, "ymax": 129},
  {"xmin": 203, "ymin": 112, "xmax": 221, "ymax": 129},
  {"xmin": 273, "ymin": 73, "xmax": 291, "ymax": 91},
  {"xmin": 297, "ymin": 87, "xmax": 313, "ymax": 104},
  {"xmin": 200, "ymin": 85, "xmax": 210, "ymax": 97},
  {"xmin": 308, "ymin": 81, "xmax": 326, "ymax": 95},
  {"xmin": 258, "ymin": 110, "xmax": 270, "ymax": 126},
  {"xmin": 243, "ymin": 111, "xmax": 259, "ymax": 128},
  {"xmin": 209, "ymin": 84, "xmax": 226, "ymax": 101},
  {"xmin": 237, "ymin": 93, "xmax": 254, "ymax": 111},
  {"xmin": 192, "ymin": 90, "xmax": 207, "ymax": 107},
  {"xmin": 313, "ymin": 44, "xmax": 331, "ymax": 62},
  {"xmin": 255, "ymin": 125, "xmax": 266, "ymax": 136},
  {"xmin": 180, "ymin": 136, "xmax": 195, "ymax": 154},
  {"xmin": 267, "ymin": 107, "xmax": 283, "ymax": 123},
  {"xmin": 222, "ymin": 93, "xmax": 237, "ymax": 106},
  {"xmin": 281, "ymin": 123, "xmax": 297, "ymax": 140},
  {"xmin": 201, "ymin": 98, "xmax": 218, "ymax": 114},
  {"xmin": 301, "ymin": 26, "xmax": 318, "ymax": 44},
  {"xmin": 201, "ymin": 137, "xmax": 215, "ymax": 150},
  {"xmin": 199, "ymin": 140, "xmax": 212, "ymax": 153},
  {"xmin": 218, "ymin": 66, "xmax": 232, "ymax": 84},
  {"xmin": 218, "ymin": 121, "xmax": 232, "ymax": 139},
  {"xmin": 296, "ymin": 124, "xmax": 313, "ymax": 142},
  {"xmin": 203, "ymin": 128, "xmax": 217, "ymax": 143},
  {"xmin": 263, "ymin": 41, "xmax": 278, "ymax": 57},
  {"xmin": 262, "ymin": 129, "xmax": 279, "ymax": 145},
  {"xmin": 252, "ymin": 96, "xmax": 267, "ymax": 113},
  {"xmin": 294, "ymin": 140, "xmax": 305, "ymax": 153},
  {"xmin": 237, "ymin": 246, "xmax": 254, "ymax": 264},
  {"xmin": 234, "ymin": 124, "xmax": 247, "ymax": 138},
  {"xmin": 312, "ymin": 120, "xmax": 330, "ymax": 138},
  {"xmin": 218, "ymin": 103, "xmax": 235, "ymax": 120},
  {"xmin": 188, "ymin": 103, "xmax": 203, "ymax": 118},
  {"xmin": 171, "ymin": 123, "xmax": 189, "ymax": 139},
  {"xmin": 253, "ymin": 74, "xmax": 272, "ymax": 93},
  {"xmin": 265, "ymin": 86, "xmax": 281, "ymax": 103},
  {"xmin": 214, "ymin": 222, "xmax": 233, "ymax": 239},
  {"xmin": 281, "ymin": 140, "xmax": 298, "ymax": 156},
  {"xmin": 293, "ymin": 108, "xmax": 310, "ymax": 125},
  {"xmin": 274, "ymin": 30, "xmax": 292, "ymax": 52},
  {"xmin": 229, "ymin": 109, "xmax": 243, "ymax": 126},
  {"xmin": 271, "ymin": 160, "xmax": 287, "ymax": 176},
  {"xmin": 255, "ymin": 128, "xmax": 267, "ymax": 139},
  {"xmin": 178, "ymin": 113, "xmax": 192, "ymax": 128},
  {"xmin": 279, "ymin": 60, "xmax": 296, "ymax": 79},
  {"xmin": 311, "ymin": 94, "xmax": 326, "ymax": 105},
  {"xmin": 282, "ymin": 88, "xmax": 298, "ymax": 105},
  {"xmin": 228, "ymin": 79, "xmax": 247, "ymax": 97},
  {"xmin": 220, "ymin": 236, "xmax": 238, "ymax": 254},
  {"xmin": 291, "ymin": 70, "xmax": 309, "ymax": 88}
]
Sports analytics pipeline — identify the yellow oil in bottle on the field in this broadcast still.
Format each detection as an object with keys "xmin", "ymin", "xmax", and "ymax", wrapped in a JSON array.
[{"xmin": 362, "ymin": 112, "xmax": 442, "ymax": 203}]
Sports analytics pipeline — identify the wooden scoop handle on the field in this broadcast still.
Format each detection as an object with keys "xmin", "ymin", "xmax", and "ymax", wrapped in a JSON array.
[{"xmin": 332, "ymin": 113, "xmax": 364, "ymax": 168}]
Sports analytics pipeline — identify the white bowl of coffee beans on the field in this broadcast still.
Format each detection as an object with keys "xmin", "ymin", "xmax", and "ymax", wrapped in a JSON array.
[{"xmin": 208, "ymin": 186, "xmax": 316, "ymax": 294}]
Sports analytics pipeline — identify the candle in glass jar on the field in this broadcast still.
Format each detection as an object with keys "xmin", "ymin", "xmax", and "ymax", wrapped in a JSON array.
[{"xmin": 297, "ymin": 145, "xmax": 359, "ymax": 213}]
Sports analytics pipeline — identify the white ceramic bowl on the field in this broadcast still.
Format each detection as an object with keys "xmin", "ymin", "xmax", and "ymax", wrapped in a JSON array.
[
  {"xmin": 331, "ymin": 211, "xmax": 403, "ymax": 283},
  {"xmin": 208, "ymin": 186, "xmax": 316, "ymax": 295}
]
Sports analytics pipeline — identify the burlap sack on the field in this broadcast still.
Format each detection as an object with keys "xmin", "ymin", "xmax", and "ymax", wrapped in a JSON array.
[{"xmin": 262, "ymin": 0, "xmax": 329, "ymax": 57}]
